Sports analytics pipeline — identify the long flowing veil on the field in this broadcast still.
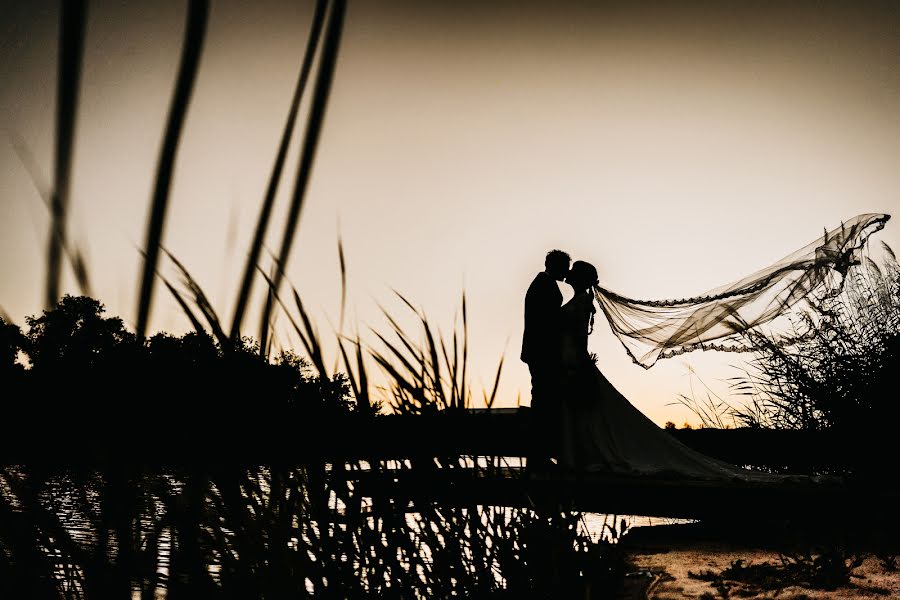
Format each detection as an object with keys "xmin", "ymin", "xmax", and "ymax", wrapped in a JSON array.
[{"xmin": 594, "ymin": 213, "xmax": 891, "ymax": 368}]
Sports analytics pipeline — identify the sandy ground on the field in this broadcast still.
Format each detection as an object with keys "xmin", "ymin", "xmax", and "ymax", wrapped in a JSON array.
[{"xmin": 619, "ymin": 526, "xmax": 900, "ymax": 600}]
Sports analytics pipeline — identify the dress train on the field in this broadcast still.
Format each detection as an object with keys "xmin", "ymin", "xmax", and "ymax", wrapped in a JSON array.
[{"xmin": 557, "ymin": 292, "xmax": 820, "ymax": 484}]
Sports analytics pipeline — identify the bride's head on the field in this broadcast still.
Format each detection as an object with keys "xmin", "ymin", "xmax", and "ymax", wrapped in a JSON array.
[{"xmin": 566, "ymin": 261, "xmax": 599, "ymax": 293}]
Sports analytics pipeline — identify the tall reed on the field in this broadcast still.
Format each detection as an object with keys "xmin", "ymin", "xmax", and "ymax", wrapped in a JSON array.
[
  {"xmin": 45, "ymin": 0, "xmax": 86, "ymax": 310},
  {"xmin": 229, "ymin": 0, "xmax": 328, "ymax": 342},
  {"xmin": 258, "ymin": 0, "xmax": 346, "ymax": 353},
  {"xmin": 10, "ymin": 131, "xmax": 93, "ymax": 299},
  {"xmin": 135, "ymin": 0, "xmax": 209, "ymax": 340},
  {"xmin": 367, "ymin": 291, "xmax": 503, "ymax": 414}
]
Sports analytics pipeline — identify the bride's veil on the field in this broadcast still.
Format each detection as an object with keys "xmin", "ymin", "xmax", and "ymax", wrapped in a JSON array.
[{"xmin": 593, "ymin": 213, "xmax": 891, "ymax": 368}]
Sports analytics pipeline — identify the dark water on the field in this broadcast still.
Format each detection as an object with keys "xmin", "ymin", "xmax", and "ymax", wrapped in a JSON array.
[{"xmin": 1, "ymin": 464, "xmax": 670, "ymax": 596}]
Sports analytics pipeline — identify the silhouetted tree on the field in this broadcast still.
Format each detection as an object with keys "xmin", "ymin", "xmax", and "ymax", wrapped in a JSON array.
[
  {"xmin": 0, "ymin": 317, "xmax": 25, "ymax": 374},
  {"xmin": 24, "ymin": 295, "xmax": 135, "ymax": 372},
  {"xmin": 4, "ymin": 295, "xmax": 359, "ymax": 461},
  {"xmin": 274, "ymin": 350, "xmax": 355, "ymax": 414}
]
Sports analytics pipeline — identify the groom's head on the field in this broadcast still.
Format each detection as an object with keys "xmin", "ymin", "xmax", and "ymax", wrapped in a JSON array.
[{"xmin": 544, "ymin": 249, "xmax": 571, "ymax": 281}]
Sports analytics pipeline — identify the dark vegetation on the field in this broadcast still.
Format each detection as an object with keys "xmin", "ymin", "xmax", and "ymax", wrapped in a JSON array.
[
  {"xmin": 688, "ymin": 551, "xmax": 869, "ymax": 597},
  {"xmin": 682, "ymin": 538, "xmax": 900, "ymax": 598},
  {"xmin": 0, "ymin": 295, "xmax": 356, "ymax": 463}
]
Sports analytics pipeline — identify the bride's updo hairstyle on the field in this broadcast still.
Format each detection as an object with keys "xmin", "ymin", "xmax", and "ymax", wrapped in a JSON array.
[{"xmin": 568, "ymin": 261, "xmax": 599, "ymax": 293}]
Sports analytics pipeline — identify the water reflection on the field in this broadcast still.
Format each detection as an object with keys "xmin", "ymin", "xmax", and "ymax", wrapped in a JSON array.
[{"xmin": 1, "ymin": 463, "xmax": 649, "ymax": 597}]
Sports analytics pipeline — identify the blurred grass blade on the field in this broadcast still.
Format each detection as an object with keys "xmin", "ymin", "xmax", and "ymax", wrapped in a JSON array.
[
  {"xmin": 331, "ymin": 232, "xmax": 348, "ymax": 373},
  {"xmin": 337, "ymin": 233, "xmax": 348, "ymax": 336},
  {"xmin": 338, "ymin": 333, "xmax": 371, "ymax": 413},
  {"xmin": 136, "ymin": 0, "xmax": 209, "ymax": 340},
  {"xmin": 10, "ymin": 131, "xmax": 94, "ymax": 297},
  {"xmin": 162, "ymin": 277, "xmax": 206, "ymax": 335},
  {"xmin": 369, "ymin": 328, "xmax": 421, "ymax": 381},
  {"xmin": 8, "ymin": 130, "xmax": 51, "ymax": 201},
  {"xmin": 229, "ymin": 0, "xmax": 328, "ymax": 341},
  {"xmin": 264, "ymin": 324, "xmax": 276, "ymax": 360},
  {"xmin": 485, "ymin": 353, "xmax": 505, "ymax": 410},
  {"xmin": 370, "ymin": 351, "xmax": 428, "ymax": 405},
  {"xmin": 461, "ymin": 290, "xmax": 469, "ymax": 409},
  {"xmin": 338, "ymin": 337, "xmax": 361, "ymax": 402},
  {"xmin": 379, "ymin": 305, "xmax": 421, "ymax": 361},
  {"xmin": 354, "ymin": 335, "xmax": 370, "ymax": 412},
  {"xmin": 440, "ymin": 334, "xmax": 459, "ymax": 408},
  {"xmin": 292, "ymin": 287, "xmax": 327, "ymax": 377},
  {"xmin": 70, "ymin": 247, "xmax": 93, "ymax": 297},
  {"xmin": 421, "ymin": 315, "xmax": 446, "ymax": 408},
  {"xmin": 259, "ymin": 0, "xmax": 346, "ymax": 351},
  {"xmin": 392, "ymin": 288, "xmax": 421, "ymax": 317},
  {"xmin": 256, "ymin": 266, "xmax": 321, "ymax": 372},
  {"xmin": 46, "ymin": 0, "xmax": 86, "ymax": 309},
  {"xmin": 162, "ymin": 247, "xmax": 229, "ymax": 346}
]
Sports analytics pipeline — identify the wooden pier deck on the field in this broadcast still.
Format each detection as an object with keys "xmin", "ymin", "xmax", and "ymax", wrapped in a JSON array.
[
  {"xmin": 6, "ymin": 407, "xmax": 895, "ymax": 521},
  {"xmin": 307, "ymin": 408, "xmax": 897, "ymax": 521}
]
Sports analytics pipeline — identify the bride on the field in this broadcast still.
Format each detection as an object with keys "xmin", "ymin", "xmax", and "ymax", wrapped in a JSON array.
[
  {"xmin": 552, "ymin": 213, "xmax": 890, "ymax": 481},
  {"xmin": 556, "ymin": 260, "xmax": 779, "ymax": 481}
]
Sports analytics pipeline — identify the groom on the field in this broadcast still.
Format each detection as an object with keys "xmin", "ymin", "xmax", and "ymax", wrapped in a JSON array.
[{"xmin": 521, "ymin": 249, "xmax": 570, "ymax": 472}]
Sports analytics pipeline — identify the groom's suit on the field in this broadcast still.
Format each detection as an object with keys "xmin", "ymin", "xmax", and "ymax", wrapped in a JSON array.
[
  {"xmin": 522, "ymin": 271, "xmax": 563, "ymax": 464},
  {"xmin": 521, "ymin": 271, "xmax": 563, "ymax": 368}
]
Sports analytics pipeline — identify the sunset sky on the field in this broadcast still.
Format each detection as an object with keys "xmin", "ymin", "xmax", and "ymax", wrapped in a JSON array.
[{"xmin": 1, "ymin": 1, "xmax": 898, "ymax": 425}]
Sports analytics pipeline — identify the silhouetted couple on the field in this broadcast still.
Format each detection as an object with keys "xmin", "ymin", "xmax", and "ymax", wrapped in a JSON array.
[
  {"xmin": 521, "ymin": 249, "xmax": 809, "ymax": 482},
  {"xmin": 521, "ymin": 250, "xmax": 599, "ymax": 473}
]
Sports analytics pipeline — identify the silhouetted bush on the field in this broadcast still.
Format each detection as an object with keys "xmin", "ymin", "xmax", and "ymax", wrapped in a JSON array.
[
  {"xmin": 735, "ymin": 247, "xmax": 900, "ymax": 434},
  {"xmin": 2, "ymin": 295, "xmax": 357, "ymax": 462},
  {"xmin": 0, "ymin": 317, "xmax": 25, "ymax": 374}
]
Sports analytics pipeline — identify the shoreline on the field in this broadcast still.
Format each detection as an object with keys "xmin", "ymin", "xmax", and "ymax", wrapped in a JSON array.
[{"xmin": 620, "ymin": 522, "xmax": 900, "ymax": 599}]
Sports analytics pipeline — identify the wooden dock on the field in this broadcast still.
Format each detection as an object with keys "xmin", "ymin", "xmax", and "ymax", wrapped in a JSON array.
[
  {"xmin": 6, "ymin": 407, "xmax": 895, "ymax": 521},
  {"xmin": 307, "ymin": 408, "xmax": 898, "ymax": 521}
]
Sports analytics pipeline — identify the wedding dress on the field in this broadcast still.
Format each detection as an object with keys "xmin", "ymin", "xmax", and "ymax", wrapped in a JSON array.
[
  {"xmin": 556, "ymin": 291, "xmax": 791, "ymax": 482},
  {"xmin": 555, "ymin": 213, "xmax": 891, "ymax": 481}
]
